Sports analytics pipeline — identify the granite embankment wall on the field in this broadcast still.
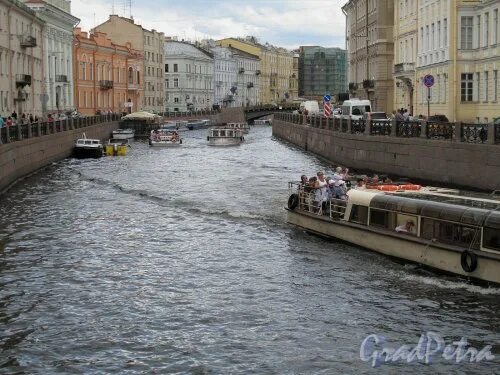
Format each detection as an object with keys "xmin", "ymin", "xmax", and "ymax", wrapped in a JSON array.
[
  {"xmin": 272, "ymin": 117, "xmax": 500, "ymax": 191},
  {"xmin": 0, "ymin": 120, "xmax": 119, "ymax": 194}
]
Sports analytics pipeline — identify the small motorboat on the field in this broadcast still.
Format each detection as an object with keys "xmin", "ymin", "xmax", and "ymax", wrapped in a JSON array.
[
  {"xmin": 161, "ymin": 121, "xmax": 189, "ymax": 132},
  {"xmin": 74, "ymin": 133, "xmax": 103, "ymax": 158},
  {"xmin": 224, "ymin": 122, "xmax": 250, "ymax": 134},
  {"xmin": 149, "ymin": 129, "xmax": 183, "ymax": 147},
  {"xmin": 106, "ymin": 138, "xmax": 130, "ymax": 156},
  {"xmin": 207, "ymin": 127, "xmax": 244, "ymax": 146},
  {"xmin": 254, "ymin": 119, "xmax": 272, "ymax": 126},
  {"xmin": 112, "ymin": 128, "xmax": 135, "ymax": 139}
]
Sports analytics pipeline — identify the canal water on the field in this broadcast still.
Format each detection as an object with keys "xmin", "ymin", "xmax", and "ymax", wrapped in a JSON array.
[{"xmin": 0, "ymin": 126, "xmax": 498, "ymax": 374}]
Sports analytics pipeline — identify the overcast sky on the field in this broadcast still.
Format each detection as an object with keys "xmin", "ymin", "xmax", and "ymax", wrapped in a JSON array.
[{"xmin": 72, "ymin": 0, "xmax": 347, "ymax": 50}]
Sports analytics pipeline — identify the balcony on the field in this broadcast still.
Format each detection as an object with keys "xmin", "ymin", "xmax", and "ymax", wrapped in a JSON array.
[
  {"xmin": 394, "ymin": 62, "xmax": 415, "ymax": 77},
  {"xmin": 99, "ymin": 80, "xmax": 114, "ymax": 89},
  {"xmin": 239, "ymin": 67, "xmax": 245, "ymax": 74},
  {"xmin": 362, "ymin": 79, "xmax": 375, "ymax": 89},
  {"xmin": 247, "ymin": 82, "xmax": 254, "ymax": 88},
  {"xmin": 16, "ymin": 74, "xmax": 32, "ymax": 88},
  {"xmin": 55, "ymin": 75, "xmax": 68, "ymax": 83},
  {"xmin": 255, "ymin": 70, "xmax": 261, "ymax": 75},
  {"xmin": 20, "ymin": 35, "xmax": 37, "ymax": 48}
]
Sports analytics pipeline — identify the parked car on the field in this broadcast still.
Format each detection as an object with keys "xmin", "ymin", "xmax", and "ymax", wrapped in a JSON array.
[
  {"xmin": 363, "ymin": 112, "xmax": 389, "ymax": 122},
  {"xmin": 427, "ymin": 114, "xmax": 450, "ymax": 123}
]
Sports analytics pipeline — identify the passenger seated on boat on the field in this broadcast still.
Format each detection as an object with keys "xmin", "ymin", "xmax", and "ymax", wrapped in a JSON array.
[
  {"xmin": 331, "ymin": 167, "xmax": 348, "ymax": 199},
  {"xmin": 314, "ymin": 171, "xmax": 328, "ymax": 214},
  {"xmin": 354, "ymin": 178, "xmax": 366, "ymax": 190},
  {"xmin": 381, "ymin": 175, "xmax": 393, "ymax": 184},
  {"xmin": 304, "ymin": 177, "xmax": 317, "ymax": 211},
  {"xmin": 370, "ymin": 174, "xmax": 380, "ymax": 185},
  {"xmin": 395, "ymin": 220, "xmax": 415, "ymax": 234}
]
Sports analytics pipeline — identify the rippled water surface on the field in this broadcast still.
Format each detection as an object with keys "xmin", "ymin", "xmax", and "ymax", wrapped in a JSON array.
[{"xmin": 0, "ymin": 126, "xmax": 499, "ymax": 374}]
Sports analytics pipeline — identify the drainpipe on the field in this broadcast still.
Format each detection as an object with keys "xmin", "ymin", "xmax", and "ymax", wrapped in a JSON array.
[{"xmin": 342, "ymin": 6, "xmax": 348, "ymax": 92}]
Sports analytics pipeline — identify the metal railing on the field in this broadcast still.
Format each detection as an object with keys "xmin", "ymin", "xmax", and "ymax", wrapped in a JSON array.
[
  {"xmin": 351, "ymin": 119, "xmax": 365, "ymax": 134},
  {"xmin": 461, "ymin": 123, "xmax": 488, "ymax": 144},
  {"xmin": 496, "ymin": 123, "xmax": 500, "ymax": 144},
  {"xmin": 0, "ymin": 114, "xmax": 121, "ymax": 145},
  {"xmin": 426, "ymin": 122, "xmax": 455, "ymax": 140},
  {"xmin": 396, "ymin": 121, "xmax": 421, "ymax": 137},
  {"xmin": 292, "ymin": 188, "xmax": 347, "ymax": 219},
  {"xmin": 371, "ymin": 120, "xmax": 391, "ymax": 136}
]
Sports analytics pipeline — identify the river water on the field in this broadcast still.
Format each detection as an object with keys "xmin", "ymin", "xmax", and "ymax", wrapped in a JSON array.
[{"xmin": 0, "ymin": 126, "xmax": 499, "ymax": 374}]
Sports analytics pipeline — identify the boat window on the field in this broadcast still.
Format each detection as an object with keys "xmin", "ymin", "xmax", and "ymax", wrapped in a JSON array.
[
  {"xmin": 85, "ymin": 140, "xmax": 92, "ymax": 145},
  {"xmin": 220, "ymin": 130, "xmax": 226, "ymax": 136},
  {"xmin": 350, "ymin": 205, "xmax": 368, "ymax": 225},
  {"xmin": 483, "ymin": 228, "xmax": 500, "ymax": 251},
  {"xmin": 369, "ymin": 209, "xmax": 393, "ymax": 228},
  {"xmin": 396, "ymin": 214, "xmax": 418, "ymax": 235},
  {"xmin": 421, "ymin": 218, "xmax": 480, "ymax": 249},
  {"xmin": 212, "ymin": 130, "xmax": 218, "ymax": 137},
  {"xmin": 228, "ymin": 131, "xmax": 233, "ymax": 137}
]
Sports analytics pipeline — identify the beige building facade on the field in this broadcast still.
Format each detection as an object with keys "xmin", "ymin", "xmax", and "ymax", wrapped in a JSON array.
[
  {"xmin": 393, "ymin": 0, "xmax": 499, "ymax": 122},
  {"xmin": 94, "ymin": 15, "xmax": 165, "ymax": 114},
  {"xmin": 343, "ymin": 0, "xmax": 395, "ymax": 114},
  {"xmin": 0, "ymin": 0, "xmax": 44, "ymax": 118},
  {"xmin": 217, "ymin": 37, "xmax": 298, "ymax": 105}
]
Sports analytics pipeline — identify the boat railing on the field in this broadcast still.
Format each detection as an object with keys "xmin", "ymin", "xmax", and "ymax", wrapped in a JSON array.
[{"xmin": 288, "ymin": 182, "xmax": 347, "ymax": 219}]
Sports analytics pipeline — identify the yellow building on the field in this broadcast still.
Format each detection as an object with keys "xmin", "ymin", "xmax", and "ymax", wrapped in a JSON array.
[
  {"xmin": 217, "ymin": 37, "xmax": 298, "ymax": 105},
  {"xmin": 394, "ymin": 0, "xmax": 499, "ymax": 122}
]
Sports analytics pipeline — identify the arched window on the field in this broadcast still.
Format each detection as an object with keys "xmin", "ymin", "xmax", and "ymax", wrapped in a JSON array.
[
  {"xmin": 128, "ymin": 67, "xmax": 133, "ymax": 83},
  {"xmin": 136, "ymin": 70, "xmax": 140, "ymax": 84}
]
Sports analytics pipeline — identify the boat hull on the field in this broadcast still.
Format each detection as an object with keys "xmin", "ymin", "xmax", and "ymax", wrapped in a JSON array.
[
  {"xmin": 73, "ymin": 147, "xmax": 103, "ymax": 159},
  {"xmin": 105, "ymin": 145, "xmax": 128, "ymax": 156},
  {"xmin": 149, "ymin": 141, "xmax": 182, "ymax": 147},
  {"xmin": 286, "ymin": 208, "xmax": 500, "ymax": 285},
  {"xmin": 208, "ymin": 138, "xmax": 242, "ymax": 146}
]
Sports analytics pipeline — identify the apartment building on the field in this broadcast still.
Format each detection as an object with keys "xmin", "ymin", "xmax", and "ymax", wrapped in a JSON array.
[
  {"xmin": 0, "ymin": 0, "xmax": 44, "ymax": 118},
  {"xmin": 93, "ymin": 15, "xmax": 164, "ymax": 113},
  {"xmin": 73, "ymin": 28, "xmax": 144, "ymax": 115}
]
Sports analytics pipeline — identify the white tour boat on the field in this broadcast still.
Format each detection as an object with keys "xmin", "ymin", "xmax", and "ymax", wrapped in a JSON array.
[
  {"xmin": 161, "ymin": 121, "xmax": 189, "ymax": 132},
  {"xmin": 207, "ymin": 127, "xmax": 244, "ymax": 146},
  {"xmin": 225, "ymin": 122, "xmax": 250, "ymax": 134},
  {"xmin": 286, "ymin": 184, "xmax": 500, "ymax": 285},
  {"xmin": 112, "ymin": 128, "xmax": 135, "ymax": 139},
  {"xmin": 149, "ymin": 129, "xmax": 182, "ymax": 147},
  {"xmin": 73, "ymin": 133, "xmax": 104, "ymax": 158}
]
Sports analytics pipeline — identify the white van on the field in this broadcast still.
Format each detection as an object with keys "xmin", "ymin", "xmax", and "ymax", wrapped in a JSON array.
[
  {"xmin": 299, "ymin": 101, "xmax": 320, "ymax": 115},
  {"xmin": 340, "ymin": 99, "xmax": 372, "ymax": 120}
]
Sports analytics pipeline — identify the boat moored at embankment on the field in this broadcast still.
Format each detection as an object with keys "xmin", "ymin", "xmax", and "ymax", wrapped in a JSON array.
[
  {"xmin": 112, "ymin": 128, "xmax": 135, "ymax": 139},
  {"xmin": 286, "ymin": 185, "xmax": 500, "ymax": 285},
  {"xmin": 73, "ymin": 134, "xmax": 104, "ymax": 159}
]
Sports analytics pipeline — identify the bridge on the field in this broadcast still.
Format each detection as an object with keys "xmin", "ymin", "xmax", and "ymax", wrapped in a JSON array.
[{"xmin": 243, "ymin": 104, "xmax": 299, "ymax": 122}]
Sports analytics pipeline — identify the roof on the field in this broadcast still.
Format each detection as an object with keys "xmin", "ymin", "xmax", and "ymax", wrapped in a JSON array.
[
  {"xmin": 164, "ymin": 41, "xmax": 213, "ymax": 59},
  {"xmin": 228, "ymin": 47, "xmax": 259, "ymax": 60}
]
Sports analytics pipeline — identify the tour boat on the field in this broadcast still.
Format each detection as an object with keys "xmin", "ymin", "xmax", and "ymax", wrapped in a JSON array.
[
  {"xmin": 207, "ymin": 127, "xmax": 244, "ymax": 146},
  {"xmin": 254, "ymin": 119, "xmax": 272, "ymax": 126},
  {"xmin": 105, "ymin": 138, "xmax": 130, "ymax": 156},
  {"xmin": 161, "ymin": 121, "xmax": 189, "ymax": 132},
  {"xmin": 285, "ymin": 185, "xmax": 500, "ymax": 285},
  {"xmin": 224, "ymin": 122, "xmax": 250, "ymax": 134},
  {"xmin": 73, "ymin": 133, "xmax": 104, "ymax": 159},
  {"xmin": 187, "ymin": 119, "xmax": 211, "ymax": 130},
  {"xmin": 112, "ymin": 128, "xmax": 135, "ymax": 139},
  {"xmin": 149, "ymin": 129, "xmax": 182, "ymax": 147}
]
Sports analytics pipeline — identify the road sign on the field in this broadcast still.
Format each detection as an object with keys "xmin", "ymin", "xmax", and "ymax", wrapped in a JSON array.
[
  {"xmin": 323, "ymin": 95, "xmax": 331, "ymax": 102},
  {"xmin": 423, "ymin": 74, "xmax": 435, "ymax": 88}
]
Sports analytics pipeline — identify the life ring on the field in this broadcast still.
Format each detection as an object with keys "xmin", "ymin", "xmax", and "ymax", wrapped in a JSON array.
[
  {"xmin": 460, "ymin": 250, "xmax": 478, "ymax": 273},
  {"xmin": 399, "ymin": 184, "xmax": 422, "ymax": 190},
  {"xmin": 288, "ymin": 194, "xmax": 299, "ymax": 210},
  {"xmin": 378, "ymin": 185, "xmax": 398, "ymax": 191}
]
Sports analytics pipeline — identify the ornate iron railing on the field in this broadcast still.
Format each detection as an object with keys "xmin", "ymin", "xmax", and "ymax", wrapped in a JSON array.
[
  {"xmin": 461, "ymin": 123, "xmax": 488, "ymax": 144},
  {"xmin": 496, "ymin": 123, "xmax": 500, "ymax": 144},
  {"xmin": 426, "ymin": 122, "xmax": 455, "ymax": 140},
  {"xmin": 351, "ymin": 119, "xmax": 366, "ymax": 134},
  {"xmin": 371, "ymin": 120, "xmax": 391, "ymax": 136},
  {"xmin": 396, "ymin": 121, "xmax": 421, "ymax": 137}
]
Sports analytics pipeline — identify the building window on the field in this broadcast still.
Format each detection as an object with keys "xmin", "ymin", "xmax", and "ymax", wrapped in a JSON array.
[
  {"xmin": 165, "ymin": 64, "xmax": 169, "ymax": 73},
  {"xmin": 494, "ymin": 10, "xmax": 499, "ymax": 45},
  {"xmin": 461, "ymin": 16, "xmax": 473, "ymax": 49},
  {"xmin": 444, "ymin": 18, "xmax": 448, "ymax": 47},
  {"xmin": 166, "ymin": 78, "xmax": 169, "ymax": 88},
  {"xmin": 477, "ymin": 15, "xmax": 481, "ymax": 47},
  {"xmin": 174, "ymin": 64, "xmax": 178, "ymax": 72},
  {"xmin": 136, "ymin": 70, "xmax": 140, "ymax": 84},
  {"xmin": 461, "ymin": 73, "xmax": 473, "ymax": 102},
  {"xmin": 128, "ymin": 67, "xmax": 133, "ymax": 83},
  {"xmin": 174, "ymin": 97, "xmax": 179, "ymax": 103},
  {"xmin": 174, "ymin": 78, "xmax": 178, "ymax": 88},
  {"xmin": 485, "ymin": 13, "xmax": 490, "ymax": 46},
  {"xmin": 494, "ymin": 70, "xmax": 498, "ymax": 101},
  {"xmin": 484, "ymin": 71, "xmax": 489, "ymax": 101}
]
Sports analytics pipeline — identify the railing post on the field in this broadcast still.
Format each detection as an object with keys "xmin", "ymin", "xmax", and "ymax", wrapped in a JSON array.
[
  {"xmin": 5, "ymin": 126, "xmax": 11, "ymax": 143},
  {"xmin": 364, "ymin": 118, "xmax": 371, "ymax": 136},
  {"xmin": 27, "ymin": 122, "xmax": 32, "ymax": 138},
  {"xmin": 420, "ymin": 121, "xmax": 428, "ymax": 138},
  {"xmin": 37, "ymin": 121, "xmax": 41, "ymax": 136},
  {"xmin": 347, "ymin": 117, "xmax": 352, "ymax": 133},
  {"xmin": 17, "ymin": 124, "xmax": 22, "ymax": 140},
  {"xmin": 391, "ymin": 118, "xmax": 398, "ymax": 137},
  {"xmin": 70, "ymin": 118, "xmax": 74, "ymax": 130},
  {"xmin": 487, "ymin": 122, "xmax": 495, "ymax": 144},
  {"xmin": 454, "ymin": 122, "xmax": 462, "ymax": 142}
]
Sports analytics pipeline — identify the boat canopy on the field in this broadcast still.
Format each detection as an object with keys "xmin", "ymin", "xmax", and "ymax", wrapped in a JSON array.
[
  {"xmin": 484, "ymin": 211, "xmax": 500, "ymax": 229},
  {"xmin": 369, "ymin": 194, "xmax": 493, "ymax": 226},
  {"xmin": 121, "ymin": 111, "xmax": 162, "ymax": 121}
]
